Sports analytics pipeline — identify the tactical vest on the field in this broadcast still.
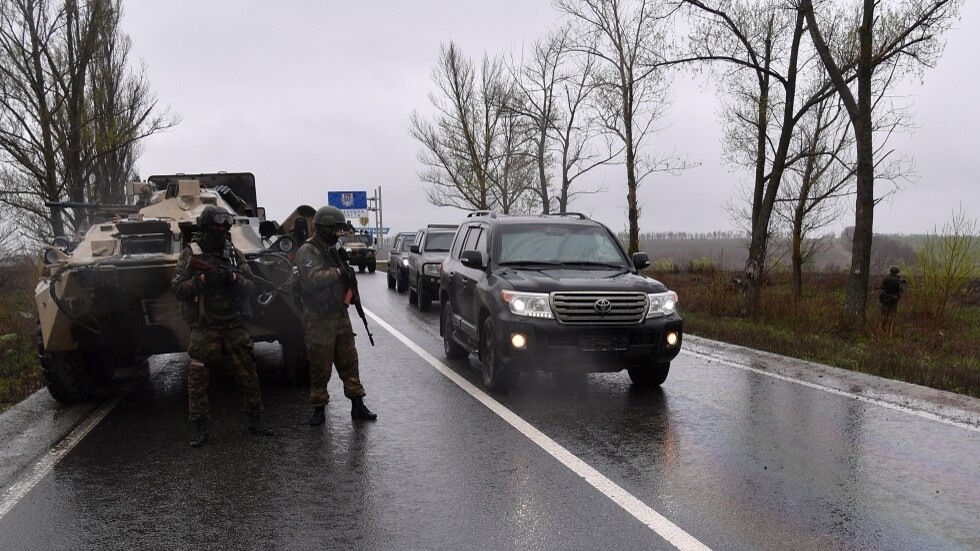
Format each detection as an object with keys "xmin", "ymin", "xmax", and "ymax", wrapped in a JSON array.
[{"xmin": 190, "ymin": 242, "xmax": 244, "ymax": 324}]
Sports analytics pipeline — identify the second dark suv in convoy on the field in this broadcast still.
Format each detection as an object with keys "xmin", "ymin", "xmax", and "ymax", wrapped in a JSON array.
[
  {"xmin": 407, "ymin": 224, "xmax": 458, "ymax": 311},
  {"xmin": 439, "ymin": 212, "xmax": 683, "ymax": 391}
]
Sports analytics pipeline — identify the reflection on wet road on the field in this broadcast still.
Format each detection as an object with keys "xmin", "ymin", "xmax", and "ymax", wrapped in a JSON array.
[{"xmin": 0, "ymin": 272, "xmax": 978, "ymax": 550}]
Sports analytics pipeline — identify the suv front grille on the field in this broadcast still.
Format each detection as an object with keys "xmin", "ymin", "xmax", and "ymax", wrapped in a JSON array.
[{"xmin": 551, "ymin": 292, "xmax": 648, "ymax": 324}]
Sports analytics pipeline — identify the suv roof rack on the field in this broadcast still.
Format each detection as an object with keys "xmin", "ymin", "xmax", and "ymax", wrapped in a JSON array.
[
  {"xmin": 467, "ymin": 210, "xmax": 497, "ymax": 218},
  {"xmin": 426, "ymin": 224, "xmax": 459, "ymax": 229},
  {"xmin": 544, "ymin": 212, "xmax": 589, "ymax": 220}
]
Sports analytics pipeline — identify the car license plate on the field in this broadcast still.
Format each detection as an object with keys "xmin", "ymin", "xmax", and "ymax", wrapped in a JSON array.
[{"xmin": 578, "ymin": 335, "xmax": 628, "ymax": 352}]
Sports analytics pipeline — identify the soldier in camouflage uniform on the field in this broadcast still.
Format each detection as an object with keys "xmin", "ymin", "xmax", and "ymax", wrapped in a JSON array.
[
  {"xmin": 171, "ymin": 205, "xmax": 275, "ymax": 447},
  {"xmin": 296, "ymin": 205, "xmax": 377, "ymax": 426}
]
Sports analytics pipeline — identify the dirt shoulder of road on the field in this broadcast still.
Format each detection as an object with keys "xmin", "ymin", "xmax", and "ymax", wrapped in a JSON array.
[{"xmin": 683, "ymin": 334, "xmax": 980, "ymax": 430}]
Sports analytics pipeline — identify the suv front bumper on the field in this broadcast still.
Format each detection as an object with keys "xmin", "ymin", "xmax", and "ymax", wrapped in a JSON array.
[{"xmin": 490, "ymin": 310, "xmax": 683, "ymax": 372}]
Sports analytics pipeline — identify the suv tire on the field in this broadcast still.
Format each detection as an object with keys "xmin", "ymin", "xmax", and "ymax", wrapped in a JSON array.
[
  {"xmin": 387, "ymin": 271, "xmax": 396, "ymax": 289},
  {"xmin": 627, "ymin": 363, "xmax": 670, "ymax": 387},
  {"xmin": 480, "ymin": 318, "xmax": 511, "ymax": 391},
  {"xmin": 418, "ymin": 278, "xmax": 432, "ymax": 311},
  {"xmin": 443, "ymin": 301, "xmax": 468, "ymax": 359},
  {"xmin": 396, "ymin": 276, "xmax": 407, "ymax": 293}
]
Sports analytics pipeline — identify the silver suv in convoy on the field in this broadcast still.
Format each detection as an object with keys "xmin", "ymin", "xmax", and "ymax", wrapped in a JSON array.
[{"xmin": 387, "ymin": 231, "xmax": 417, "ymax": 293}]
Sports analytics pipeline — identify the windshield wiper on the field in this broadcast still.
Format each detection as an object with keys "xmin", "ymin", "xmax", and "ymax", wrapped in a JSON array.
[
  {"xmin": 498, "ymin": 260, "xmax": 563, "ymax": 267},
  {"xmin": 559, "ymin": 261, "xmax": 626, "ymax": 269}
]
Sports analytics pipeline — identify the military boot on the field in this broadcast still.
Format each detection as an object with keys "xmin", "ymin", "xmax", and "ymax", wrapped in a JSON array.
[
  {"xmin": 351, "ymin": 397, "xmax": 377, "ymax": 421},
  {"xmin": 309, "ymin": 406, "xmax": 326, "ymax": 426},
  {"xmin": 190, "ymin": 418, "xmax": 209, "ymax": 448},
  {"xmin": 247, "ymin": 414, "xmax": 275, "ymax": 436}
]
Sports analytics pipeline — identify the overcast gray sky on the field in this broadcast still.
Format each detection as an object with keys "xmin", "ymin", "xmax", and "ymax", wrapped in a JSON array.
[{"xmin": 122, "ymin": 1, "xmax": 979, "ymax": 238}]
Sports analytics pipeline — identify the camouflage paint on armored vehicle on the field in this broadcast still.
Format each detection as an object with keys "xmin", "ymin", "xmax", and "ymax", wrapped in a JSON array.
[{"xmin": 35, "ymin": 172, "xmax": 312, "ymax": 402}]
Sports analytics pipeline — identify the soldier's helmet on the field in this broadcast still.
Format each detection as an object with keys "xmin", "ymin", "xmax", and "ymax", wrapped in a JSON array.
[
  {"xmin": 889, "ymin": 265, "xmax": 900, "ymax": 275},
  {"xmin": 314, "ymin": 205, "xmax": 347, "ymax": 228},
  {"xmin": 198, "ymin": 205, "xmax": 234, "ymax": 231}
]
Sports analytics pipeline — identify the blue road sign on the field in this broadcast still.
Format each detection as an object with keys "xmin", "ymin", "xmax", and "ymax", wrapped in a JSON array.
[{"xmin": 327, "ymin": 191, "xmax": 368, "ymax": 215}]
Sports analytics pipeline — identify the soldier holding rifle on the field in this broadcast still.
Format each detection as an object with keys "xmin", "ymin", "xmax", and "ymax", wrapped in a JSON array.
[
  {"xmin": 296, "ymin": 205, "xmax": 377, "ymax": 426},
  {"xmin": 171, "ymin": 206, "xmax": 275, "ymax": 447}
]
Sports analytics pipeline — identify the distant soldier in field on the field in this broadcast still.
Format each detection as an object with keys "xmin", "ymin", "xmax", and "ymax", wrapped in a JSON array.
[
  {"xmin": 879, "ymin": 265, "xmax": 908, "ymax": 335},
  {"xmin": 295, "ymin": 205, "xmax": 377, "ymax": 426},
  {"xmin": 171, "ymin": 205, "xmax": 275, "ymax": 447}
]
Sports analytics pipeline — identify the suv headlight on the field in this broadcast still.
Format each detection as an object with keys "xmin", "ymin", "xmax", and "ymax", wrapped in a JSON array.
[
  {"xmin": 501, "ymin": 290, "xmax": 553, "ymax": 319},
  {"xmin": 401, "ymin": 258, "xmax": 409, "ymax": 267},
  {"xmin": 646, "ymin": 291, "xmax": 678, "ymax": 318},
  {"xmin": 423, "ymin": 263, "xmax": 440, "ymax": 276}
]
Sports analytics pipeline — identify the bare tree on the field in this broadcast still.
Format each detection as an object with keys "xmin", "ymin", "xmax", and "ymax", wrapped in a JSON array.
[
  {"xmin": 411, "ymin": 42, "xmax": 535, "ymax": 213},
  {"xmin": 555, "ymin": 0, "xmax": 693, "ymax": 254},
  {"xmin": 799, "ymin": 0, "xmax": 963, "ymax": 327},
  {"xmin": 0, "ymin": 0, "xmax": 177, "ymax": 241},
  {"xmin": 509, "ymin": 25, "xmax": 615, "ymax": 215}
]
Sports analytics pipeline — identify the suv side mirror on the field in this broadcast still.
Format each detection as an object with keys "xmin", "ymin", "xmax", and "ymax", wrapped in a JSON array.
[
  {"xmin": 410, "ymin": 244, "xmax": 420, "ymax": 254},
  {"xmin": 632, "ymin": 252, "xmax": 650, "ymax": 270},
  {"xmin": 460, "ymin": 250, "xmax": 485, "ymax": 269}
]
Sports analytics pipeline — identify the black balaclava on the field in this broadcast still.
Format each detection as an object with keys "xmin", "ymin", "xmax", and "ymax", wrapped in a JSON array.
[
  {"xmin": 316, "ymin": 224, "xmax": 341, "ymax": 246},
  {"xmin": 199, "ymin": 226, "xmax": 229, "ymax": 253}
]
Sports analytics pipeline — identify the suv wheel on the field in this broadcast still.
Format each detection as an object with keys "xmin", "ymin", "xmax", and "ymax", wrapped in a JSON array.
[
  {"xmin": 443, "ymin": 301, "xmax": 468, "ymax": 359},
  {"xmin": 408, "ymin": 282, "xmax": 418, "ymax": 304},
  {"xmin": 418, "ymin": 279, "xmax": 432, "ymax": 311},
  {"xmin": 387, "ymin": 271, "xmax": 396, "ymax": 289},
  {"xmin": 396, "ymin": 275, "xmax": 407, "ymax": 293},
  {"xmin": 627, "ymin": 362, "xmax": 670, "ymax": 387},
  {"xmin": 480, "ymin": 318, "xmax": 511, "ymax": 391}
]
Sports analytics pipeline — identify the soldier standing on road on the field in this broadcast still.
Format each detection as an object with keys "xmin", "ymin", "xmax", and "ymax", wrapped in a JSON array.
[
  {"xmin": 296, "ymin": 205, "xmax": 377, "ymax": 426},
  {"xmin": 879, "ymin": 265, "xmax": 908, "ymax": 335},
  {"xmin": 171, "ymin": 206, "xmax": 275, "ymax": 447}
]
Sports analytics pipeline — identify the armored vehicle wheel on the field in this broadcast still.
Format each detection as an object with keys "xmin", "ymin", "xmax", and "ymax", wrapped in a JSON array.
[
  {"xmin": 442, "ymin": 301, "xmax": 468, "ymax": 359},
  {"xmin": 387, "ymin": 272, "xmax": 396, "ymax": 289},
  {"xmin": 480, "ymin": 318, "xmax": 512, "ymax": 392},
  {"xmin": 627, "ymin": 362, "xmax": 670, "ymax": 387},
  {"xmin": 41, "ymin": 351, "xmax": 96, "ymax": 403},
  {"xmin": 368, "ymin": 260, "xmax": 376, "ymax": 273},
  {"xmin": 359, "ymin": 265, "xmax": 366, "ymax": 273}
]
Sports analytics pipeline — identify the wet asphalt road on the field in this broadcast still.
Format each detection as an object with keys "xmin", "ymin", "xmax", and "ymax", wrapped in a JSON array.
[{"xmin": 1, "ymin": 271, "xmax": 979, "ymax": 550}]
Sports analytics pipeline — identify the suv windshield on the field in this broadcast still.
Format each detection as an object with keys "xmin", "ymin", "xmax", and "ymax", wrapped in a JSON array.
[
  {"xmin": 424, "ymin": 231, "xmax": 455, "ymax": 252},
  {"xmin": 498, "ymin": 224, "xmax": 627, "ymax": 265},
  {"xmin": 341, "ymin": 235, "xmax": 372, "ymax": 246},
  {"xmin": 398, "ymin": 238, "xmax": 414, "ymax": 252}
]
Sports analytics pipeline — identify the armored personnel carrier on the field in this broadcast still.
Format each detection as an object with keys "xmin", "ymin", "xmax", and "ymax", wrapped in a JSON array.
[{"xmin": 35, "ymin": 172, "xmax": 312, "ymax": 403}]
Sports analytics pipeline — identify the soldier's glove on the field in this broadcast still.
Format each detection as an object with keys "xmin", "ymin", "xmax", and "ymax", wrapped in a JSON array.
[{"xmin": 200, "ymin": 267, "xmax": 235, "ymax": 287}]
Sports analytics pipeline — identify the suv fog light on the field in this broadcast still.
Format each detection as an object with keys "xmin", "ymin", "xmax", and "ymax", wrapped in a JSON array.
[
  {"xmin": 665, "ymin": 331, "xmax": 679, "ymax": 347},
  {"xmin": 510, "ymin": 333, "xmax": 527, "ymax": 350}
]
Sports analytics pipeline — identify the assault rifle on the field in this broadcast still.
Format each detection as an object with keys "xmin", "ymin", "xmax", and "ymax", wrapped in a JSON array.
[
  {"xmin": 339, "ymin": 253, "xmax": 375, "ymax": 346},
  {"xmin": 186, "ymin": 255, "xmax": 288, "ymax": 306}
]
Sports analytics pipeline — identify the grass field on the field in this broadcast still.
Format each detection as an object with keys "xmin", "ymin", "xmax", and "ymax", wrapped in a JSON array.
[{"xmin": 654, "ymin": 269, "xmax": 980, "ymax": 398}]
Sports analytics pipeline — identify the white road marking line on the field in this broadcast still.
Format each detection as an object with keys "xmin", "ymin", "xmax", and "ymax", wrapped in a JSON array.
[
  {"xmin": 681, "ymin": 348, "xmax": 980, "ymax": 434},
  {"xmin": 0, "ymin": 363, "xmax": 164, "ymax": 521},
  {"xmin": 365, "ymin": 308, "xmax": 712, "ymax": 551}
]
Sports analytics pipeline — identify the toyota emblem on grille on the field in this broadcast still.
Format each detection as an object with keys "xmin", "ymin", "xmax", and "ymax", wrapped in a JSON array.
[{"xmin": 594, "ymin": 298, "xmax": 612, "ymax": 314}]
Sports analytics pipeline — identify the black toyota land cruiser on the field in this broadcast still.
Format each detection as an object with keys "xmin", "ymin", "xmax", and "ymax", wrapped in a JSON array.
[{"xmin": 439, "ymin": 212, "xmax": 682, "ymax": 391}]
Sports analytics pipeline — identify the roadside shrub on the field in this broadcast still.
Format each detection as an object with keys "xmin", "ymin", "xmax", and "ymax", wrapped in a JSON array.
[
  {"xmin": 911, "ymin": 209, "xmax": 979, "ymax": 324},
  {"xmin": 652, "ymin": 257, "xmax": 677, "ymax": 273},
  {"xmin": 687, "ymin": 256, "xmax": 717, "ymax": 273}
]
